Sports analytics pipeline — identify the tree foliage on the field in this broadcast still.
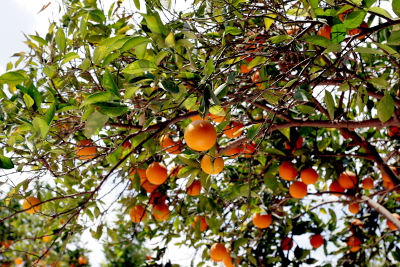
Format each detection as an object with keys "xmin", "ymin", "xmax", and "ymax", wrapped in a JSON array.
[{"xmin": 2, "ymin": 0, "xmax": 400, "ymax": 266}]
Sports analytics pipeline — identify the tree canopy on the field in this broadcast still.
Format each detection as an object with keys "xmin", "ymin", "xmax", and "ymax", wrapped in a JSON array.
[{"xmin": 2, "ymin": 0, "xmax": 400, "ymax": 266}]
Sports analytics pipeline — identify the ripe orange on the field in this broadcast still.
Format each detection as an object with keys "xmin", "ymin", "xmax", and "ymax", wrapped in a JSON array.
[
  {"xmin": 78, "ymin": 256, "xmax": 88, "ymax": 265},
  {"xmin": 300, "ymin": 168, "xmax": 319, "ymax": 185},
  {"xmin": 184, "ymin": 120, "xmax": 217, "ymax": 151},
  {"xmin": 347, "ymin": 236, "xmax": 361, "ymax": 246},
  {"xmin": 281, "ymin": 237, "xmax": 294, "ymax": 250},
  {"xmin": 14, "ymin": 258, "xmax": 23, "ymax": 265},
  {"xmin": 22, "ymin": 196, "xmax": 41, "ymax": 214},
  {"xmin": 350, "ymin": 219, "xmax": 363, "ymax": 233},
  {"xmin": 152, "ymin": 203, "xmax": 170, "ymax": 221},
  {"xmin": 1, "ymin": 239, "xmax": 12, "ymax": 248},
  {"xmin": 223, "ymin": 122, "xmax": 243, "ymax": 138},
  {"xmin": 349, "ymin": 246, "xmax": 361, "ymax": 252},
  {"xmin": 251, "ymin": 70, "xmax": 262, "ymax": 88},
  {"xmin": 149, "ymin": 192, "xmax": 166, "ymax": 205},
  {"xmin": 348, "ymin": 22, "xmax": 368, "ymax": 39},
  {"xmin": 388, "ymin": 126, "xmax": 400, "ymax": 137},
  {"xmin": 252, "ymin": 213, "xmax": 272, "ymax": 229},
  {"xmin": 129, "ymin": 168, "xmax": 147, "ymax": 183},
  {"xmin": 201, "ymin": 154, "xmax": 224, "ymax": 175},
  {"xmin": 210, "ymin": 243, "xmax": 228, "ymax": 262},
  {"xmin": 146, "ymin": 162, "xmax": 168, "ymax": 185},
  {"xmin": 191, "ymin": 216, "xmax": 208, "ymax": 232},
  {"xmin": 279, "ymin": 161, "xmax": 297, "ymax": 181},
  {"xmin": 240, "ymin": 64, "xmax": 252, "ymax": 73},
  {"xmin": 75, "ymin": 139, "xmax": 97, "ymax": 160},
  {"xmin": 338, "ymin": 171, "xmax": 357, "ymax": 189},
  {"xmin": 382, "ymin": 166, "xmax": 398, "ymax": 182},
  {"xmin": 224, "ymin": 147, "xmax": 242, "ymax": 158},
  {"xmin": 289, "ymin": 181, "xmax": 308, "ymax": 199},
  {"xmin": 129, "ymin": 205, "xmax": 146, "ymax": 223},
  {"xmin": 209, "ymin": 112, "xmax": 226, "ymax": 123},
  {"xmin": 42, "ymin": 236, "xmax": 51, "ymax": 243},
  {"xmin": 317, "ymin": 25, "xmax": 331, "ymax": 39},
  {"xmin": 223, "ymin": 254, "xmax": 240, "ymax": 267},
  {"xmin": 122, "ymin": 141, "xmax": 131, "ymax": 151},
  {"xmin": 310, "ymin": 234, "xmax": 324, "ymax": 249},
  {"xmin": 241, "ymin": 142, "xmax": 257, "ymax": 158},
  {"xmin": 361, "ymin": 177, "xmax": 374, "ymax": 190},
  {"xmin": 187, "ymin": 180, "xmax": 202, "ymax": 196},
  {"xmin": 387, "ymin": 213, "xmax": 400, "ymax": 230},
  {"xmin": 141, "ymin": 179, "xmax": 158, "ymax": 193},
  {"xmin": 348, "ymin": 203, "xmax": 360, "ymax": 214},
  {"xmin": 190, "ymin": 113, "xmax": 203, "ymax": 121},
  {"xmin": 329, "ymin": 180, "xmax": 345, "ymax": 196},
  {"xmin": 160, "ymin": 134, "xmax": 183, "ymax": 154},
  {"xmin": 383, "ymin": 180, "xmax": 395, "ymax": 189}
]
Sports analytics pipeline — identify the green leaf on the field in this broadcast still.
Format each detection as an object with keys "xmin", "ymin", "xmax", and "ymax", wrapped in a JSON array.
[
  {"xmin": 324, "ymin": 90, "xmax": 335, "ymax": 120},
  {"xmin": 203, "ymin": 59, "xmax": 214, "ymax": 77},
  {"xmin": 122, "ymin": 59, "xmax": 158, "ymax": 74},
  {"xmin": 294, "ymin": 89, "xmax": 312, "ymax": 101},
  {"xmin": 102, "ymin": 69, "xmax": 119, "ymax": 96},
  {"xmin": 375, "ymin": 43, "xmax": 400, "ymax": 58},
  {"xmin": 32, "ymin": 117, "xmax": 49, "ymax": 138},
  {"xmin": 61, "ymin": 52, "xmax": 80, "ymax": 65},
  {"xmin": 369, "ymin": 77, "xmax": 390, "ymax": 89},
  {"xmin": 93, "ymin": 36, "xmax": 126, "ymax": 65},
  {"xmin": 369, "ymin": 7, "xmax": 392, "ymax": 18},
  {"xmin": 43, "ymin": 103, "xmax": 56, "ymax": 125},
  {"xmin": 55, "ymin": 27, "xmax": 66, "ymax": 52},
  {"xmin": 377, "ymin": 94, "xmax": 394, "ymax": 123},
  {"xmin": 265, "ymin": 147, "xmax": 286, "ymax": 156},
  {"xmin": 165, "ymin": 32, "xmax": 175, "ymax": 46},
  {"xmin": 143, "ymin": 11, "xmax": 166, "ymax": 35},
  {"xmin": 331, "ymin": 24, "xmax": 346, "ymax": 43},
  {"xmin": 80, "ymin": 13, "xmax": 89, "ymax": 38},
  {"xmin": 393, "ymin": 0, "xmax": 400, "ymax": 17},
  {"xmin": 155, "ymin": 51, "xmax": 170, "ymax": 65},
  {"xmin": 264, "ymin": 14, "xmax": 277, "ymax": 30},
  {"xmin": 247, "ymin": 124, "xmax": 261, "ymax": 140},
  {"xmin": 161, "ymin": 80, "xmax": 180, "ymax": 94},
  {"xmin": 387, "ymin": 31, "xmax": 400, "ymax": 45},
  {"xmin": 23, "ymin": 94, "xmax": 34, "ymax": 108},
  {"xmin": 225, "ymin": 26, "xmax": 242, "ymax": 36},
  {"xmin": 178, "ymin": 155, "xmax": 200, "ymax": 168},
  {"xmin": 343, "ymin": 10, "xmax": 366, "ymax": 29},
  {"xmin": 80, "ymin": 58, "xmax": 91, "ymax": 71},
  {"xmin": 0, "ymin": 156, "xmax": 14, "ymax": 169},
  {"xmin": 81, "ymin": 92, "xmax": 118, "ymax": 107},
  {"xmin": 93, "ymin": 102, "xmax": 129, "ymax": 117},
  {"xmin": 305, "ymin": 36, "xmax": 332, "ymax": 47},
  {"xmin": 354, "ymin": 47, "xmax": 384, "ymax": 54},
  {"xmin": 29, "ymin": 35, "xmax": 48, "ymax": 46},
  {"xmin": 120, "ymin": 36, "xmax": 152, "ymax": 52},
  {"xmin": 84, "ymin": 112, "xmax": 109, "ymax": 138},
  {"xmin": 0, "ymin": 71, "xmax": 27, "ymax": 84}
]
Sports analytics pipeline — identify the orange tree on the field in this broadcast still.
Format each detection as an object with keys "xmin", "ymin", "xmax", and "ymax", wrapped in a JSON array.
[{"xmin": 2, "ymin": 0, "xmax": 400, "ymax": 266}]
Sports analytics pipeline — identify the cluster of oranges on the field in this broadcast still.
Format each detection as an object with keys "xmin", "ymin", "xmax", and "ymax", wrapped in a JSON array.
[{"xmin": 209, "ymin": 243, "xmax": 239, "ymax": 267}]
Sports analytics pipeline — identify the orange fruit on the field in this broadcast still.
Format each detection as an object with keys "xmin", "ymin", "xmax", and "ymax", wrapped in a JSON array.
[
  {"xmin": 75, "ymin": 139, "xmax": 97, "ymax": 160},
  {"xmin": 224, "ymin": 147, "xmax": 242, "ymax": 158},
  {"xmin": 223, "ymin": 254, "xmax": 240, "ymax": 267},
  {"xmin": 22, "ymin": 196, "xmax": 41, "ymax": 214},
  {"xmin": 160, "ymin": 134, "xmax": 183, "ymax": 154},
  {"xmin": 281, "ymin": 237, "xmax": 294, "ymax": 250},
  {"xmin": 300, "ymin": 168, "xmax": 319, "ymax": 185},
  {"xmin": 251, "ymin": 70, "xmax": 262, "ymax": 88},
  {"xmin": 209, "ymin": 112, "xmax": 226, "ymax": 123},
  {"xmin": 190, "ymin": 114, "xmax": 203, "ymax": 121},
  {"xmin": 223, "ymin": 122, "xmax": 243, "ymax": 138},
  {"xmin": 348, "ymin": 22, "xmax": 368, "ymax": 39},
  {"xmin": 152, "ymin": 203, "xmax": 170, "ymax": 221},
  {"xmin": 129, "ymin": 168, "xmax": 147, "ymax": 183},
  {"xmin": 279, "ymin": 162, "xmax": 297, "ymax": 181},
  {"xmin": 383, "ymin": 180, "xmax": 395, "ymax": 189},
  {"xmin": 14, "ymin": 258, "xmax": 23, "ymax": 265},
  {"xmin": 289, "ymin": 181, "xmax": 308, "ymax": 199},
  {"xmin": 187, "ymin": 180, "xmax": 202, "ymax": 196},
  {"xmin": 184, "ymin": 120, "xmax": 217, "ymax": 151},
  {"xmin": 122, "ymin": 141, "xmax": 131, "ymax": 151},
  {"xmin": 42, "ymin": 236, "xmax": 51, "ymax": 243},
  {"xmin": 149, "ymin": 192, "xmax": 166, "ymax": 205},
  {"xmin": 338, "ymin": 171, "xmax": 357, "ymax": 189},
  {"xmin": 349, "ymin": 219, "xmax": 363, "ymax": 233},
  {"xmin": 348, "ymin": 203, "xmax": 360, "ymax": 214},
  {"xmin": 146, "ymin": 255, "xmax": 152, "ymax": 260},
  {"xmin": 310, "ymin": 234, "xmax": 324, "ymax": 249},
  {"xmin": 201, "ymin": 154, "xmax": 224, "ymax": 175},
  {"xmin": 388, "ymin": 126, "xmax": 400, "ymax": 137},
  {"xmin": 240, "ymin": 64, "xmax": 252, "ymax": 73},
  {"xmin": 387, "ymin": 213, "xmax": 400, "ymax": 230},
  {"xmin": 349, "ymin": 246, "xmax": 361, "ymax": 252},
  {"xmin": 78, "ymin": 256, "xmax": 88, "ymax": 265},
  {"xmin": 241, "ymin": 142, "xmax": 257, "ymax": 158},
  {"xmin": 129, "ymin": 205, "xmax": 146, "ymax": 223},
  {"xmin": 141, "ymin": 179, "xmax": 158, "ymax": 193},
  {"xmin": 382, "ymin": 166, "xmax": 398, "ymax": 182},
  {"xmin": 252, "ymin": 213, "xmax": 272, "ymax": 229},
  {"xmin": 146, "ymin": 162, "xmax": 168, "ymax": 185},
  {"xmin": 347, "ymin": 236, "xmax": 361, "ymax": 247},
  {"xmin": 191, "ymin": 216, "xmax": 208, "ymax": 232},
  {"xmin": 210, "ymin": 243, "xmax": 228, "ymax": 262},
  {"xmin": 361, "ymin": 177, "xmax": 374, "ymax": 190},
  {"xmin": 317, "ymin": 25, "xmax": 331, "ymax": 39},
  {"xmin": 329, "ymin": 180, "xmax": 345, "ymax": 196},
  {"xmin": 1, "ymin": 239, "xmax": 12, "ymax": 248}
]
